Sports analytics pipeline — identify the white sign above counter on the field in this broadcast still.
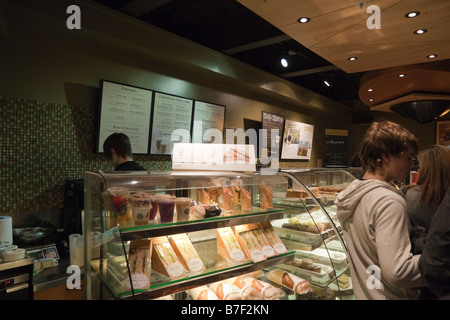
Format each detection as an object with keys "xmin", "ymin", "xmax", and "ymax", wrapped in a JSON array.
[{"xmin": 172, "ymin": 143, "xmax": 256, "ymax": 172}]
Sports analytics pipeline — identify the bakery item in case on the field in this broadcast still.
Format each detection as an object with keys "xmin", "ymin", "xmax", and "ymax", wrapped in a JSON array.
[
  {"xmin": 267, "ymin": 269, "xmax": 310, "ymax": 295},
  {"xmin": 259, "ymin": 221, "xmax": 288, "ymax": 254},
  {"xmin": 241, "ymin": 276, "xmax": 283, "ymax": 300},
  {"xmin": 125, "ymin": 239, "xmax": 152, "ymax": 290},
  {"xmin": 224, "ymin": 277, "xmax": 263, "ymax": 300},
  {"xmin": 216, "ymin": 227, "xmax": 246, "ymax": 263},
  {"xmin": 209, "ymin": 280, "xmax": 244, "ymax": 300},
  {"xmin": 240, "ymin": 186, "xmax": 252, "ymax": 212},
  {"xmin": 260, "ymin": 182, "xmax": 273, "ymax": 209},
  {"xmin": 188, "ymin": 285, "xmax": 219, "ymax": 300},
  {"xmin": 189, "ymin": 203, "xmax": 206, "ymax": 220},
  {"xmin": 151, "ymin": 236, "xmax": 186, "ymax": 279},
  {"xmin": 169, "ymin": 233, "xmax": 205, "ymax": 273}
]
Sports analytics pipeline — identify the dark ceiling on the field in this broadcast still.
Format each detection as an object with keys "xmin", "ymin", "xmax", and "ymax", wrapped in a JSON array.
[{"xmin": 93, "ymin": 0, "xmax": 364, "ymax": 106}]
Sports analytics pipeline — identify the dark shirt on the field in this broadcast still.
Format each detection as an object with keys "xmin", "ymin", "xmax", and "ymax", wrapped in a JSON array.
[
  {"xmin": 419, "ymin": 187, "xmax": 450, "ymax": 298},
  {"xmin": 115, "ymin": 161, "xmax": 146, "ymax": 171}
]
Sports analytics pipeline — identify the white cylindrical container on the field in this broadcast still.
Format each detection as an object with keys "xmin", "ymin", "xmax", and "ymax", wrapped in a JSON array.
[{"xmin": 0, "ymin": 216, "xmax": 13, "ymax": 245}]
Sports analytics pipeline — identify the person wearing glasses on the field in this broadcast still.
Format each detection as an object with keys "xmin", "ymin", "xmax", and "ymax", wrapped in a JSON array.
[{"xmin": 335, "ymin": 121, "xmax": 425, "ymax": 300}]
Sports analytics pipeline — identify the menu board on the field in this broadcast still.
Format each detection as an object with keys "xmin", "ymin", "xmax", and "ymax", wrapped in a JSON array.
[
  {"xmin": 281, "ymin": 119, "xmax": 314, "ymax": 160},
  {"xmin": 150, "ymin": 92, "xmax": 193, "ymax": 155},
  {"xmin": 192, "ymin": 101, "xmax": 226, "ymax": 143},
  {"xmin": 261, "ymin": 111, "xmax": 285, "ymax": 159},
  {"xmin": 97, "ymin": 80, "xmax": 152, "ymax": 154},
  {"xmin": 324, "ymin": 129, "xmax": 348, "ymax": 167}
]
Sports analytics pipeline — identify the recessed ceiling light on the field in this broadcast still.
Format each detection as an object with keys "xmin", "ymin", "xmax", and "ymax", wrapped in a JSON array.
[
  {"xmin": 427, "ymin": 54, "xmax": 438, "ymax": 59},
  {"xmin": 413, "ymin": 29, "xmax": 427, "ymax": 35},
  {"xmin": 297, "ymin": 17, "xmax": 310, "ymax": 23},
  {"xmin": 398, "ymin": 73, "xmax": 407, "ymax": 78},
  {"xmin": 348, "ymin": 57, "xmax": 358, "ymax": 61},
  {"xmin": 324, "ymin": 80, "xmax": 331, "ymax": 87},
  {"xmin": 280, "ymin": 57, "xmax": 288, "ymax": 68},
  {"xmin": 368, "ymin": 88, "xmax": 374, "ymax": 92},
  {"xmin": 369, "ymin": 98, "xmax": 374, "ymax": 102},
  {"xmin": 405, "ymin": 11, "xmax": 420, "ymax": 18}
]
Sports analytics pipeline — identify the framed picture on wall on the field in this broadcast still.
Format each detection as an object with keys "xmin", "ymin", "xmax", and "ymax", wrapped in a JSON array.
[{"xmin": 436, "ymin": 120, "xmax": 450, "ymax": 147}]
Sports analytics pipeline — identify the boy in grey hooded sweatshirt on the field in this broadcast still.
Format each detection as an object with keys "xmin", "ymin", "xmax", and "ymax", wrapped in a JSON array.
[{"xmin": 335, "ymin": 121, "xmax": 425, "ymax": 299}]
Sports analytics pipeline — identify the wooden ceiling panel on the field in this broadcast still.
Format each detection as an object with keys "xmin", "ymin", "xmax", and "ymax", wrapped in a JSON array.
[{"xmin": 238, "ymin": 0, "xmax": 450, "ymax": 73}]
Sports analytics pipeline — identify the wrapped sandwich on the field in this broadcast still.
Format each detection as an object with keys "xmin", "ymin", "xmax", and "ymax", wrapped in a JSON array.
[
  {"xmin": 151, "ymin": 236, "xmax": 186, "ymax": 280},
  {"xmin": 125, "ymin": 239, "xmax": 152, "ymax": 290},
  {"xmin": 188, "ymin": 285, "xmax": 219, "ymax": 300},
  {"xmin": 241, "ymin": 276, "xmax": 283, "ymax": 300},
  {"xmin": 267, "ymin": 269, "xmax": 310, "ymax": 295},
  {"xmin": 209, "ymin": 280, "xmax": 244, "ymax": 300},
  {"xmin": 260, "ymin": 181, "xmax": 273, "ymax": 209},
  {"xmin": 224, "ymin": 277, "xmax": 263, "ymax": 300},
  {"xmin": 169, "ymin": 234, "xmax": 205, "ymax": 273}
]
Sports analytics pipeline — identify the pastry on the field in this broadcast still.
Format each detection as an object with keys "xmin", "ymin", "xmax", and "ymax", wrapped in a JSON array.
[
  {"xmin": 209, "ymin": 281, "xmax": 244, "ymax": 300},
  {"xmin": 267, "ymin": 269, "xmax": 310, "ymax": 295},
  {"xmin": 224, "ymin": 277, "xmax": 263, "ymax": 300},
  {"xmin": 241, "ymin": 276, "xmax": 282, "ymax": 300},
  {"xmin": 188, "ymin": 285, "xmax": 219, "ymax": 300},
  {"xmin": 337, "ymin": 274, "xmax": 351, "ymax": 289},
  {"xmin": 189, "ymin": 203, "xmax": 206, "ymax": 220}
]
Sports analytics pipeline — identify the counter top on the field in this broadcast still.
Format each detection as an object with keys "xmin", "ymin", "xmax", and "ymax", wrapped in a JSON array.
[{"xmin": 33, "ymin": 258, "xmax": 84, "ymax": 292}]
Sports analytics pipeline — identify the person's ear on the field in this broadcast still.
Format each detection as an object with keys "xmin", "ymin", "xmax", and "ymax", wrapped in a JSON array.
[{"xmin": 381, "ymin": 154, "xmax": 391, "ymax": 164}]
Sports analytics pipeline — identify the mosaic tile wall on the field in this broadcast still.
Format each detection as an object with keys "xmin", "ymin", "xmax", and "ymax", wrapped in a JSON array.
[{"xmin": 0, "ymin": 96, "xmax": 171, "ymax": 215}]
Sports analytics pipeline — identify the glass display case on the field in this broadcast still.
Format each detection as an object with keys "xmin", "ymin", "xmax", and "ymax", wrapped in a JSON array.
[
  {"xmin": 273, "ymin": 168, "xmax": 359, "ymax": 299},
  {"xmin": 84, "ymin": 169, "xmax": 356, "ymax": 300}
]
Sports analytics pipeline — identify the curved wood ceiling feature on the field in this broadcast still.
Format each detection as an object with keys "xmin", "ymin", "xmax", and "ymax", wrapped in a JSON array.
[{"xmin": 359, "ymin": 60, "xmax": 450, "ymax": 110}]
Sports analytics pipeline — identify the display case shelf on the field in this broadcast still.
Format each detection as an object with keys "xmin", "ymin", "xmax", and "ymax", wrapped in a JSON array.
[
  {"xmin": 92, "ymin": 251, "xmax": 294, "ymax": 299},
  {"xmin": 120, "ymin": 208, "xmax": 285, "ymax": 241}
]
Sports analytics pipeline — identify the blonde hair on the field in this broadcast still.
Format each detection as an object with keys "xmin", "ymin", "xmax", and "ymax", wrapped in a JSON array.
[{"xmin": 416, "ymin": 145, "xmax": 450, "ymax": 209}]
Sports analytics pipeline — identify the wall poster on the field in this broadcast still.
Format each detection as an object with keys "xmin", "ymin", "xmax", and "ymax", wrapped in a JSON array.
[
  {"xmin": 192, "ymin": 101, "xmax": 226, "ymax": 143},
  {"xmin": 150, "ymin": 92, "xmax": 193, "ymax": 155},
  {"xmin": 261, "ymin": 111, "xmax": 285, "ymax": 159},
  {"xmin": 97, "ymin": 80, "xmax": 153, "ymax": 154},
  {"xmin": 436, "ymin": 120, "xmax": 450, "ymax": 147},
  {"xmin": 280, "ymin": 119, "xmax": 314, "ymax": 160}
]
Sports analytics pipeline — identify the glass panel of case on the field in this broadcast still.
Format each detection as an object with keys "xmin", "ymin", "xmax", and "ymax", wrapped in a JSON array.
[{"xmin": 84, "ymin": 169, "xmax": 357, "ymax": 300}]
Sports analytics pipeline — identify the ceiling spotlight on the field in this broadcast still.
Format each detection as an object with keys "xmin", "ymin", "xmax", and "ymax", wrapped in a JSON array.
[
  {"xmin": 398, "ymin": 73, "xmax": 407, "ymax": 78},
  {"xmin": 427, "ymin": 54, "xmax": 438, "ymax": 59},
  {"xmin": 347, "ymin": 57, "xmax": 358, "ymax": 61},
  {"xmin": 368, "ymin": 88, "xmax": 374, "ymax": 92},
  {"xmin": 369, "ymin": 98, "xmax": 374, "ymax": 102},
  {"xmin": 413, "ymin": 29, "xmax": 427, "ymax": 35},
  {"xmin": 297, "ymin": 17, "xmax": 310, "ymax": 23},
  {"xmin": 405, "ymin": 11, "xmax": 420, "ymax": 18},
  {"xmin": 280, "ymin": 57, "xmax": 289, "ymax": 68},
  {"xmin": 324, "ymin": 80, "xmax": 331, "ymax": 87}
]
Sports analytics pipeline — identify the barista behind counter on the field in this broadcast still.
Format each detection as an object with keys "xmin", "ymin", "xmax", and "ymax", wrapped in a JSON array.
[{"xmin": 103, "ymin": 133, "xmax": 146, "ymax": 171}]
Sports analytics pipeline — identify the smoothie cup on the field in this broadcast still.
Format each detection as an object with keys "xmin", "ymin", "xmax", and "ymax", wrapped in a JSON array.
[
  {"xmin": 175, "ymin": 197, "xmax": 193, "ymax": 222},
  {"xmin": 109, "ymin": 187, "xmax": 129, "ymax": 226},
  {"xmin": 158, "ymin": 196, "xmax": 176, "ymax": 223},
  {"xmin": 129, "ymin": 193, "xmax": 152, "ymax": 226}
]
